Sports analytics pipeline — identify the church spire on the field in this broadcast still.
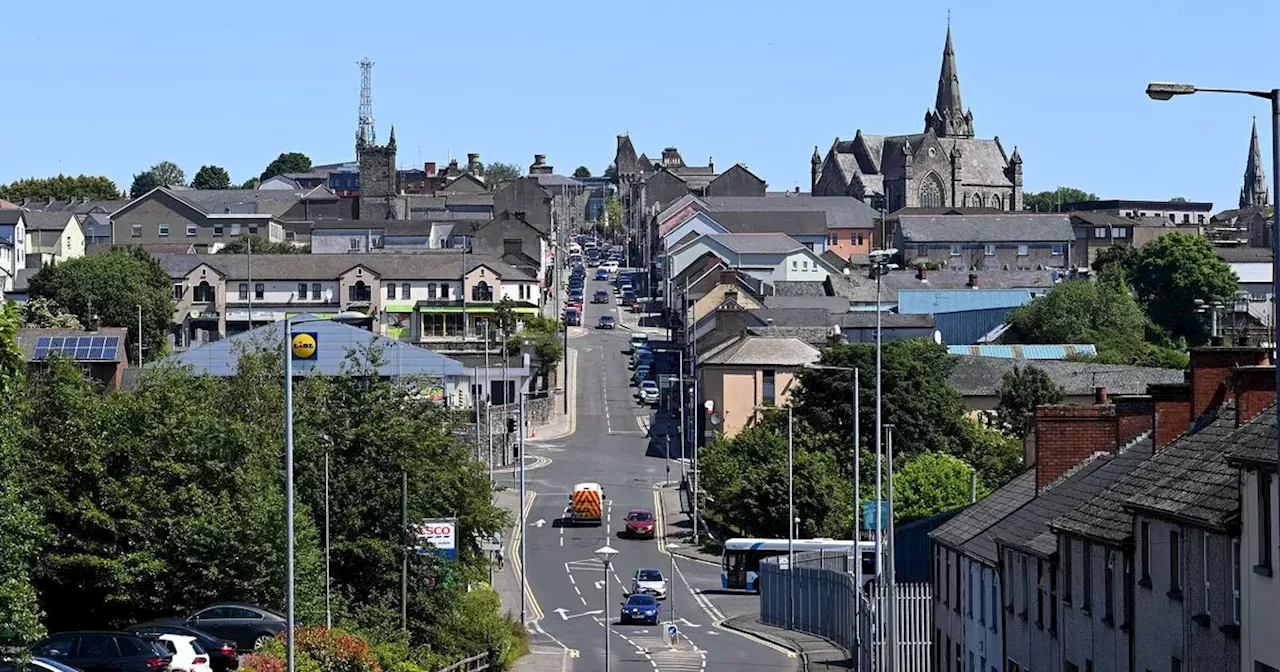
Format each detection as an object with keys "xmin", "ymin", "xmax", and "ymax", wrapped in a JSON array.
[
  {"xmin": 1240, "ymin": 117, "xmax": 1269, "ymax": 208},
  {"xmin": 924, "ymin": 20, "xmax": 975, "ymax": 139}
]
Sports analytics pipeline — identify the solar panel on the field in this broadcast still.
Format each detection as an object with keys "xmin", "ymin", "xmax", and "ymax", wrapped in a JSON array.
[{"xmin": 33, "ymin": 335, "xmax": 121, "ymax": 361}]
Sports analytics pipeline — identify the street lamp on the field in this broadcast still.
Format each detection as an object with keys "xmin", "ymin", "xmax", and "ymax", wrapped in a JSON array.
[
  {"xmin": 754, "ymin": 404, "xmax": 795, "ymax": 629},
  {"xmin": 869, "ymin": 247, "xmax": 898, "ymax": 583},
  {"xmin": 1146, "ymin": 81, "xmax": 1280, "ymax": 512},
  {"xmin": 595, "ymin": 544, "xmax": 619, "ymax": 672}
]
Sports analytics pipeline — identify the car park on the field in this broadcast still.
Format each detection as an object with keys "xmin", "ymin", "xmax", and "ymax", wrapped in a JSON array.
[
  {"xmin": 619, "ymin": 594, "xmax": 660, "ymax": 625},
  {"xmin": 126, "ymin": 622, "xmax": 238, "ymax": 672},
  {"xmin": 156, "ymin": 635, "xmax": 213, "ymax": 672},
  {"xmin": 597, "ymin": 315, "xmax": 616, "ymax": 329},
  {"xmin": 31, "ymin": 631, "xmax": 169, "ymax": 672},
  {"xmin": 623, "ymin": 509, "xmax": 656, "ymax": 538},
  {"xmin": 631, "ymin": 568, "xmax": 668, "ymax": 600}
]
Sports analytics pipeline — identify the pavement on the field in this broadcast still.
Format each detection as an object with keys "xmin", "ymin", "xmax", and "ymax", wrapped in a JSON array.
[
  {"xmin": 491, "ymin": 273, "xmax": 798, "ymax": 672},
  {"xmin": 720, "ymin": 616, "xmax": 853, "ymax": 671}
]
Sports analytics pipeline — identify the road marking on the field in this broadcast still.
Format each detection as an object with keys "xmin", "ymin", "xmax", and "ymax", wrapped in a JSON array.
[
  {"xmin": 594, "ymin": 580, "xmax": 605, "ymax": 590},
  {"xmin": 567, "ymin": 650, "xmax": 579, "ymax": 658},
  {"xmin": 533, "ymin": 519, "xmax": 546, "ymax": 528},
  {"xmin": 567, "ymin": 574, "xmax": 575, "ymax": 585},
  {"xmin": 510, "ymin": 491, "xmax": 545, "ymax": 623},
  {"xmin": 553, "ymin": 608, "xmax": 603, "ymax": 621}
]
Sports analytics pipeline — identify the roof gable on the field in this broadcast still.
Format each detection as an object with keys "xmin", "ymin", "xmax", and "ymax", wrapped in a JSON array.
[{"xmin": 439, "ymin": 173, "xmax": 488, "ymax": 194}]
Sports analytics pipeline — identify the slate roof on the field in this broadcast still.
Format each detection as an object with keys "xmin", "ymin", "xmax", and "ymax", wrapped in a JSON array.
[
  {"xmin": 1067, "ymin": 211, "xmax": 1135, "ymax": 228},
  {"xmin": 761, "ymin": 295, "xmax": 850, "ymax": 313},
  {"xmin": 710, "ymin": 210, "xmax": 828, "ymax": 237},
  {"xmin": 897, "ymin": 214, "xmax": 1074, "ymax": 243},
  {"xmin": 21, "ymin": 198, "xmax": 131, "ymax": 214},
  {"xmin": 704, "ymin": 195, "xmax": 879, "ymax": 230},
  {"xmin": 0, "ymin": 210, "xmax": 24, "ymax": 225},
  {"xmin": 1215, "ymin": 247, "xmax": 1272, "ymax": 263},
  {"xmin": 699, "ymin": 336, "xmax": 820, "ymax": 367},
  {"xmin": 837, "ymin": 269, "xmax": 1059, "ymax": 304},
  {"xmin": 771, "ymin": 280, "xmax": 831, "ymax": 297},
  {"xmin": 1124, "ymin": 410, "xmax": 1242, "ymax": 532},
  {"xmin": 1052, "ymin": 411, "xmax": 1238, "ymax": 543},
  {"xmin": 1225, "ymin": 404, "xmax": 1277, "ymax": 469},
  {"xmin": 156, "ymin": 252, "xmax": 531, "ymax": 282},
  {"xmin": 949, "ymin": 356, "xmax": 1184, "ymax": 397},
  {"xmin": 21, "ymin": 211, "xmax": 76, "ymax": 232},
  {"xmin": 705, "ymin": 233, "xmax": 805, "ymax": 255},
  {"xmin": 160, "ymin": 188, "xmax": 308, "ymax": 217},
  {"xmin": 931, "ymin": 470, "xmax": 1037, "ymax": 550}
]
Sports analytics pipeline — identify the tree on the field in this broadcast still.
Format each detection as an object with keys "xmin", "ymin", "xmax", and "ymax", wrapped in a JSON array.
[
  {"xmin": 130, "ymin": 161, "xmax": 185, "ymax": 197},
  {"xmin": 0, "ymin": 175, "xmax": 121, "ymax": 202},
  {"xmin": 239, "ymin": 178, "xmax": 258, "ymax": 189},
  {"xmin": 27, "ymin": 248, "xmax": 175, "ymax": 362},
  {"xmin": 572, "ymin": 166, "xmax": 592, "ymax": 178},
  {"xmin": 601, "ymin": 198, "xmax": 624, "ymax": 233},
  {"xmin": 603, "ymin": 164, "xmax": 617, "ymax": 181},
  {"xmin": 482, "ymin": 162, "xmax": 521, "ymax": 189},
  {"xmin": 18, "ymin": 297, "xmax": 83, "ymax": 329},
  {"xmin": 217, "ymin": 235, "xmax": 306, "ymax": 255},
  {"xmin": 191, "ymin": 165, "xmax": 232, "ymax": 190},
  {"xmin": 1089, "ymin": 245, "xmax": 1140, "ymax": 276},
  {"xmin": 129, "ymin": 170, "xmax": 161, "ymax": 198},
  {"xmin": 1169, "ymin": 197, "xmax": 1189, "ymax": 203},
  {"xmin": 892, "ymin": 452, "xmax": 983, "ymax": 523},
  {"xmin": 994, "ymin": 365, "xmax": 1065, "ymax": 439},
  {"xmin": 491, "ymin": 297, "xmax": 519, "ymax": 338},
  {"xmin": 1022, "ymin": 187, "xmax": 1098, "ymax": 212},
  {"xmin": 260, "ymin": 152, "xmax": 313, "ymax": 181},
  {"xmin": 1126, "ymin": 233, "xmax": 1238, "ymax": 344}
]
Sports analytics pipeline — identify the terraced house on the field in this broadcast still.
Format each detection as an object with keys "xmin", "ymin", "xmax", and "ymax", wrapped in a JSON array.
[{"xmin": 158, "ymin": 252, "xmax": 540, "ymax": 347}]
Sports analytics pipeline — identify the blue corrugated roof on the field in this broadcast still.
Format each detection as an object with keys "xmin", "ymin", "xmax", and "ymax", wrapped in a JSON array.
[
  {"xmin": 945, "ymin": 344, "xmax": 1099, "ymax": 360},
  {"xmin": 896, "ymin": 289, "xmax": 1033, "ymax": 314}
]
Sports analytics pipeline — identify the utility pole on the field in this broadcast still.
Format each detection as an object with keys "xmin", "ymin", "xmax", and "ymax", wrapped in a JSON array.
[
  {"xmin": 135, "ymin": 304, "xmax": 143, "ymax": 364},
  {"xmin": 485, "ymin": 321, "xmax": 492, "ymax": 483},
  {"xmin": 401, "ymin": 469, "xmax": 408, "ymax": 632},
  {"xmin": 518, "ymin": 391, "xmax": 528, "ymax": 623},
  {"xmin": 246, "ymin": 236, "xmax": 253, "ymax": 333},
  {"xmin": 885, "ymin": 425, "xmax": 897, "ymax": 672},
  {"xmin": 853, "ymin": 368, "xmax": 860, "ymax": 541}
]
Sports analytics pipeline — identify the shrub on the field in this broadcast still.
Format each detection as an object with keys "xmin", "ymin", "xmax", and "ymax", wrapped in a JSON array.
[{"xmin": 240, "ymin": 628, "xmax": 377, "ymax": 672}]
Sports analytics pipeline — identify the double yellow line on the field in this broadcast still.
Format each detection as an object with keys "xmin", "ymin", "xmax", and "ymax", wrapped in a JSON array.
[{"xmin": 509, "ymin": 491, "xmax": 545, "ymax": 623}]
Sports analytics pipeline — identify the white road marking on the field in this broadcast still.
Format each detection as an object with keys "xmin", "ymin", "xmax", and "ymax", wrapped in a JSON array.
[{"xmin": 553, "ymin": 608, "xmax": 603, "ymax": 621}]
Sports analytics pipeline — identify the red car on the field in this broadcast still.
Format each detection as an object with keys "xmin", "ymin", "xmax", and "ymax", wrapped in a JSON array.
[
  {"xmin": 631, "ymin": 300, "xmax": 642, "ymax": 313},
  {"xmin": 624, "ymin": 509, "xmax": 656, "ymax": 538}
]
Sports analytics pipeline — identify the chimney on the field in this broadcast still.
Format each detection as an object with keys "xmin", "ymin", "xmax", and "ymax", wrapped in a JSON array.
[
  {"xmin": 1113, "ymin": 395, "xmax": 1154, "ymax": 445},
  {"xmin": 968, "ymin": 273, "xmax": 979, "ymax": 288},
  {"xmin": 1231, "ymin": 365, "xmax": 1277, "ymax": 425},
  {"xmin": 795, "ymin": 186, "xmax": 800, "ymax": 194},
  {"xmin": 1189, "ymin": 346, "xmax": 1271, "ymax": 424},
  {"xmin": 425, "ymin": 162, "xmax": 437, "ymax": 177},
  {"xmin": 1148, "ymin": 382, "xmax": 1192, "ymax": 450},
  {"xmin": 719, "ymin": 269, "xmax": 737, "ymax": 286},
  {"xmin": 1033, "ymin": 404, "xmax": 1118, "ymax": 491},
  {"xmin": 1094, "ymin": 386, "xmax": 1108, "ymax": 404},
  {"xmin": 467, "ymin": 153, "xmax": 482, "ymax": 174},
  {"xmin": 766, "ymin": 318, "xmax": 774, "ymax": 325},
  {"xmin": 533, "ymin": 154, "xmax": 546, "ymax": 166},
  {"xmin": 917, "ymin": 267, "xmax": 928, "ymax": 281}
]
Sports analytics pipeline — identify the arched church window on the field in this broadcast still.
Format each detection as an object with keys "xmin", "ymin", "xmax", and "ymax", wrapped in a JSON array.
[
  {"xmin": 919, "ymin": 174, "xmax": 944, "ymax": 209},
  {"xmin": 990, "ymin": 194, "xmax": 1003, "ymax": 211},
  {"xmin": 973, "ymin": 192, "xmax": 984, "ymax": 208},
  {"xmin": 962, "ymin": 193, "xmax": 970, "ymax": 207}
]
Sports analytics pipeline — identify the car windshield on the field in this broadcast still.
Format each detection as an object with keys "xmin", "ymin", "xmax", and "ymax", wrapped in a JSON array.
[
  {"xmin": 600, "ymin": 316, "xmax": 614, "ymax": 323},
  {"xmin": 637, "ymin": 569, "xmax": 663, "ymax": 581},
  {"xmin": 628, "ymin": 511, "xmax": 652, "ymax": 521},
  {"xmin": 626, "ymin": 595, "xmax": 657, "ymax": 606}
]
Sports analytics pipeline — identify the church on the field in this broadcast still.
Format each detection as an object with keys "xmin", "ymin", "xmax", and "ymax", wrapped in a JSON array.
[{"xmin": 811, "ymin": 24, "xmax": 1024, "ymax": 212}]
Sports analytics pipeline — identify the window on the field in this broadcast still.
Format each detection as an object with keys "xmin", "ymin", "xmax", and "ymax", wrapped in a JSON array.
[
  {"xmin": 173, "ymin": 284, "xmax": 184, "ymax": 300},
  {"xmin": 791, "ymin": 260, "xmax": 798, "ymax": 270},
  {"xmin": 1050, "ymin": 560, "xmax": 1059, "ymax": 632},
  {"xmin": 991, "ymin": 194, "xmax": 1003, "ymax": 210},
  {"xmin": 1182, "ymin": 213, "xmax": 1191, "ymax": 223},
  {"xmin": 969, "ymin": 652, "xmax": 975, "ymax": 672},
  {"xmin": 214, "ymin": 224, "xmax": 224, "ymax": 237},
  {"xmin": 830, "ymin": 233, "xmax": 839, "ymax": 245},
  {"xmin": 254, "ymin": 283, "xmax": 264, "ymax": 300},
  {"xmin": 762, "ymin": 370, "xmax": 776, "ymax": 406},
  {"xmin": 1036, "ymin": 558, "xmax": 1044, "ymax": 627},
  {"xmin": 1232, "ymin": 539, "xmax": 1241, "ymax": 624},
  {"xmin": 348, "ymin": 281, "xmax": 371, "ymax": 302},
  {"xmin": 1104, "ymin": 549, "xmax": 1115, "ymax": 624},
  {"xmin": 1017, "ymin": 244, "xmax": 1029, "ymax": 256},
  {"xmin": 115, "ymin": 637, "xmax": 143, "ymax": 657},
  {"xmin": 79, "ymin": 634, "xmax": 120, "ymax": 658},
  {"xmin": 1008, "ymin": 662, "xmax": 1022, "ymax": 672},
  {"xmin": 984, "ymin": 244, "xmax": 996, "ymax": 256},
  {"xmin": 230, "ymin": 223, "xmax": 242, "ymax": 236},
  {"xmin": 1086, "ymin": 661, "xmax": 1093, "ymax": 672},
  {"xmin": 918, "ymin": 244, "xmax": 929, "ymax": 258},
  {"xmin": 311, "ymin": 283, "xmax": 322, "ymax": 300},
  {"xmin": 285, "ymin": 230, "xmax": 297, "ymax": 241},
  {"xmin": 1114, "ymin": 227, "xmax": 1128, "ymax": 238},
  {"xmin": 472, "ymin": 281, "xmax": 493, "ymax": 302},
  {"xmin": 1203, "ymin": 533, "xmax": 1212, "ymax": 616},
  {"xmin": 238, "ymin": 283, "xmax": 249, "ymax": 300},
  {"xmin": 1052, "ymin": 244, "xmax": 1064, "ymax": 256},
  {"xmin": 386, "ymin": 283, "xmax": 397, "ymax": 300},
  {"xmin": 131, "ymin": 224, "xmax": 142, "ymax": 238},
  {"xmin": 950, "ymin": 244, "xmax": 962, "ymax": 257},
  {"xmin": 1094, "ymin": 227, "xmax": 1108, "ymax": 238},
  {"xmin": 1004, "ymin": 551, "xmax": 1014, "ymax": 610},
  {"xmin": 441, "ymin": 283, "xmax": 451, "ymax": 299},
  {"xmin": 187, "ymin": 224, "xmax": 198, "ymax": 237},
  {"xmin": 991, "ymin": 569, "xmax": 999, "ymax": 632},
  {"xmin": 979, "ymin": 571, "xmax": 986, "ymax": 625},
  {"xmin": 1197, "ymin": 214, "xmax": 1206, "ymax": 224},
  {"xmin": 973, "ymin": 192, "xmax": 984, "ymax": 208},
  {"xmin": 194, "ymin": 281, "xmax": 215, "ymax": 303},
  {"xmin": 350, "ymin": 237, "xmax": 362, "ymax": 252},
  {"xmin": 248, "ymin": 225, "xmax": 258, "ymax": 235},
  {"xmin": 1083, "ymin": 541, "xmax": 1093, "ymax": 611},
  {"xmin": 1064, "ymin": 538, "xmax": 1073, "ymax": 604},
  {"xmin": 428, "ymin": 283, "xmax": 438, "ymax": 299},
  {"xmin": 158, "ymin": 224, "xmax": 170, "ymax": 237},
  {"xmin": 1259, "ymin": 474, "xmax": 1274, "ymax": 571},
  {"xmin": 1020, "ymin": 556, "xmax": 1028, "ymax": 619},
  {"xmin": 1171, "ymin": 657, "xmax": 1181, "ymax": 672},
  {"xmin": 1066, "ymin": 663, "xmax": 1079, "ymax": 672},
  {"xmin": 1166, "ymin": 530, "xmax": 1182, "ymax": 597},
  {"xmin": 402, "ymin": 283, "xmax": 410, "ymax": 299},
  {"xmin": 297, "ymin": 283, "xmax": 307, "ymax": 298},
  {"xmin": 857, "ymin": 234, "xmax": 865, "ymax": 246},
  {"xmin": 1141, "ymin": 521, "xmax": 1152, "ymax": 585},
  {"xmin": 919, "ymin": 173, "xmax": 944, "ymax": 208}
]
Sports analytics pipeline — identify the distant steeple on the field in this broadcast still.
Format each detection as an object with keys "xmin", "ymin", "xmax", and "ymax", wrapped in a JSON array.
[
  {"xmin": 1240, "ymin": 117, "xmax": 1269, "ymax": 208},
  {"xmin": 924, "ymin": 21, "xmax": 975, "ymax": 139}
]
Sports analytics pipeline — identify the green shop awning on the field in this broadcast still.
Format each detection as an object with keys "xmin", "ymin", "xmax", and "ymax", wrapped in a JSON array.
[{"xmin": 412, "ymin": 306, "xmax": 541, "ymax": 314}]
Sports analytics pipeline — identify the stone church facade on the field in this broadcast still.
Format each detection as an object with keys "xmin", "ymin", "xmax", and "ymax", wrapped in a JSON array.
[
  {"xmin": 357, "ymin": 126, "xmax": 398, "ymax": 220},
  {"xmin": 811, "ymin": 25, "xmax": 1024, "ymax": 212}
]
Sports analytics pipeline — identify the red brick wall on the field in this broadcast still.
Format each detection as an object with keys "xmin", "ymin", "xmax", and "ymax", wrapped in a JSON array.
[
  {"xmin": 1034, "ymin": 405, "xmax": 1118, "ymax": 491},
  {"xmin": 1232, "ymin": 365, "xmax": 1276, "ymax": 425},
  {"xmin": 1190, "ymin": 347, "xmax": 1271, "ymax": 425},
  {"xmin": 1114, "ymin": 395, "xmax": 1154, "ymax": 445},
  {"xmin": 1149, "ymin": 383, "xmax": 1192, "ymax": 450}
]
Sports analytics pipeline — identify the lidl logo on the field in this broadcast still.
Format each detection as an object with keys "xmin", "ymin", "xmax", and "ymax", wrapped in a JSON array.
[{"xmin": 291, "ymin": 332, "xmax": 318, "ymax": 360}]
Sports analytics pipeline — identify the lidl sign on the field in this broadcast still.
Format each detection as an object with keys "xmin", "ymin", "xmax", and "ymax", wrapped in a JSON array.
[{"xmin": 291, "ymin": 332, "xmax": 318, "ymax": 360}]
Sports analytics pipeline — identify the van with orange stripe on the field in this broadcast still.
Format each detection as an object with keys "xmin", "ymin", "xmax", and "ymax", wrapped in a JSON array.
[{"xmin": 566, "ymin": 482, "xmax": 604, "ymax": 526}]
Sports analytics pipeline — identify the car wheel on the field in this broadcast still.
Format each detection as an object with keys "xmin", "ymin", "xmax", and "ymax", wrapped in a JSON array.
[{"xmin": 253, "ymin": 634, "xmax": 274, "ymax": 650}]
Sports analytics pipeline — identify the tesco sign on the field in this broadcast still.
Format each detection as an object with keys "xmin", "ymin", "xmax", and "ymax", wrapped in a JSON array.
[{"xmin": 415, "ymin": 519, "xmax": 457, "ymax": 561}]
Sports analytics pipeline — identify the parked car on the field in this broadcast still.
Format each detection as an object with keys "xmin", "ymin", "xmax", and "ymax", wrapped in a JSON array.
[
  {"xmin": 619, "ymin": 594, "xmax": 660, "ymax": 625},
  {"xmin": 564, "ymin": 307, "xmax": 582, "ymax": 327},
  {"xmin": 185, "ymin": 603, "xmax": 287, "ymax": 651},
  {"xmin": 126, "ymin": 622, "xmax": 238, "ymax": 672},
  {"xmin": 592, "ymin": 289, "xmax": 610, "ymax": 304},
  {"xmin": 0, "ymin": 658, "xmax": 81, "ymax": 672},
  {"xmin": 631, "ymin": 568, "xmax": 668, "ymax": 599},
  {"xmin": 627, "ymin": 333, "xmax": 649, "ymax": 353},
  {"xmin": 155, "ymin": 635, "xmax": 213, "ymax": 672},
  {"xmin": 624, "ymin": 509, "xmax": 656, "ymax": 538},
  {"xmin": 631, "ymin": 366, "xmax": 651, "ymax": 384},
  {"xmin": 638, "ymin": 380, "xmax": 659, "ymax": 405},
  {"xmin": 31, "ymin": 632, "xmax": 169, "ymax": 672},
  {"xmin": 597, "ymin": 315, "xmax": 616, "ymax": 330}
]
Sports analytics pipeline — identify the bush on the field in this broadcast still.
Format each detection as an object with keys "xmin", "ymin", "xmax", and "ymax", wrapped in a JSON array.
[{"xmin": 240, "ymin": 628, "xmax": 378, "ymax": 672}]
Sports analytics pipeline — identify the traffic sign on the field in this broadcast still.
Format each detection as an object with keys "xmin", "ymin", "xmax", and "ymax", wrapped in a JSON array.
[
  {"xmin": 863, "ymin": 500, "xmax": 890, "ymax": 531},
  {"xmin": 665, "ymin": 623, "xmax": 679, "ymax": 647},
  {"xmin": 290, "ymin": 332, "xmax": 318, "ymax": 360}
]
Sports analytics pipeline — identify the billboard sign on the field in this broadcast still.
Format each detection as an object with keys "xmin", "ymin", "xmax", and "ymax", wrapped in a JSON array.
[{"xmin": 415, "ymin": 519, "xmax": 457, "ymax": 561}]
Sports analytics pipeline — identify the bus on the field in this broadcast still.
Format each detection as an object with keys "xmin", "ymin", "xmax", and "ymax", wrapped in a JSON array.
[{"xmin": 720, "ymin": 538, "xmax": 877, "ymax": 592}]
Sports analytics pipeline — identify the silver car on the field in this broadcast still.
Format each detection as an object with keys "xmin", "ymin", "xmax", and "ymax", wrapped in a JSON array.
[{"xmin": 631, "ymin": 568, "xmax": 667, "ymax": 600}]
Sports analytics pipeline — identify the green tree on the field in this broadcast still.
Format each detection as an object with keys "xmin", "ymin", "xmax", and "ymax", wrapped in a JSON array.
[
  {"xmin": 572, "ymin": 166, "xmax": 592, "ymax": 178},
  {"xmin": 0, "ymin": 175, "xmax": 121, "ymax": 202},
  {"xmin": 601, "ymin": 198, "xmax": 623, "ymax": 233},
  {"xmin": 129, "ymin": 170, "xmax": 161, "ymax": 197},
  {"xmin": 482, "ymin": 162, "xmax": 521, "ymax": 189},
  {"xmin": 1169, "ymin": 196, "xmax": 1189, "ymax": 203},
  {"xmin": 994, "ymin": 365, "xmax": 1065, "ymax": 439},
  {"xmin": 217, "ymin": 235, "xmax": 306, "ymax": 254},
  {"xmin": 491, "ymin": 297, "xmax": 519, "ymax": 338},
  {"xmin": 260, "ymin": 152, "xmax": 313, "ymax": 181},
  {"xmin": 1023, "ymin": 187, "xmax": 1098, "ymax": 212},
  {"xmin": 1089, "ymin": 245, "xmax": 1140, "ymax": 276},
  {"xmin": 18, "ymin": 297, "xmax": 83, "ymax": 329},
  {"xmin": 191, "ymin": 165, "xmax": 233, "ymax": 190},
  {"xmin": 239, "ymin": 178, "xmax": 259, "ymax": 189},
  {"xmin": 130, "ymin": 161, "xmax": 186, "ymax": 197},
  {"xmin": 892, "ymin": 452, "xmax": 982, "ymax": 523},
  {"xmin": 27, "ymin": 248, "xmax": 175, "ymax": 362},
  {"xmin": 603, "ymin": 165, "xmax": 617, "ymax": 181},
  {"xmin": 1127, "ymin": 233, "xmax": 1238, "ymax": 344}
]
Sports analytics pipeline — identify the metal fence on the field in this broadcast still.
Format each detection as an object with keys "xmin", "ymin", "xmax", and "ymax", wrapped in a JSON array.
[
  {"xmin": 434, "ymin": 652, "xmax": 490, "ymax": 672},
  {"xmin": 759, "ymin": 550, "xmax": 933, "ymax": 671}
]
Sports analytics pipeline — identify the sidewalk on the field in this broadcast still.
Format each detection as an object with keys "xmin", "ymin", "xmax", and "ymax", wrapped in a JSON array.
[
  {"xmin": 720, "ymin": 615, "xmax": 854, "ymax": 671},
  {"xmin": 493, "ymin": 488, "xmax": 573, "ymax": 672},
  {"xmin": 656, "ymin": 481, "xmax": 721, "ymax": 566},
  {"xmin": 530, "ymin": 347, "xmax": 578, "ymax": 443}
]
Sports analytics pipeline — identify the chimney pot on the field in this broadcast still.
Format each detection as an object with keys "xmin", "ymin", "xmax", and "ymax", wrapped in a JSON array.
[
  {"xmin": 918, "ymin": 267, "xmax": 928, "ymax": 281},
  {"xmin": 1094, "ymin": 386, "xmax": 1108, "ymax": 405},
  {"xmin": 425, "ymin": 162, "xmax": 437, "ymax": 176},
  {"xmin": 968, "ymin": 273, "xmax": 978, "ymax": 287}
]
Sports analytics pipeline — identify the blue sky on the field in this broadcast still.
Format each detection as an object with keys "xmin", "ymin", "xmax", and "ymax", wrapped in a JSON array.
[{"xmin": 3, "ymin": 0, "xmax": 1278, "ymax": 209}]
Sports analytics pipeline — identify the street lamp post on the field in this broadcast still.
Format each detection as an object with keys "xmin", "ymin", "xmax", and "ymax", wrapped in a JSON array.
[
  {"xmin": 869, "ymin": 247, "xmax": 898, "ymax": 582},
  {"xmin": 1146, "ymin": 81, "xmax": 1280, "ymax": 518},
  {"xmin": 595, "ymin": 545, "xmax": 619, "ymax": 672}
]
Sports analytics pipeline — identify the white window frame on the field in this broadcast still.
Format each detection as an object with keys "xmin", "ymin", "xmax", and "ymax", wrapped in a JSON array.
[
  {"xmin": 186, "ymin": 224, "xmax": 198, "ymax": 237},
  {"xmin": 949, "ymin": 244, "xmax": 962, "ymax": 257},
  {"xmin": 984, "ymin": 244, "xmax": 996, "ymax": 256},
  {"xmin": 1113, "ymin": 227, "xmax": 1128, "ymax": 239},
  {"xmin": 1017, "ymin": 244, "xmax": 1029, "ymax": 257},
  {"xmin": 230, "ymin": 223, "xmax": 242, "ymax": 237},
  {"xmin": 131, "ymin": 224, "xmax": 142, "ymax": 238},
  {"xmin": 1094, "ymin": 227, "xmax": 1108, "ymax": 238},
  {"xmin": 350, "ymin": 238, "xmax": 362, "ymax": 251},
  {"xmin": 1052, "ymin": 244, "xmax": 1064, "ymax": 256},
  {"xmin": 158, "ymin": 224, "xmax": 170, "ymax": 237}
]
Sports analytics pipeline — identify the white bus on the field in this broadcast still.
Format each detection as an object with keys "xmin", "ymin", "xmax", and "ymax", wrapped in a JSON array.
[{"xmin": 720, "ymin": 538, "xmax": 877, "ymax": 592}]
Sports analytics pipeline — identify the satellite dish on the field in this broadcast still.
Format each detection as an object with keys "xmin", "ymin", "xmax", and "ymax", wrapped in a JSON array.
[
  {"xmin": 934, "ymin": 330, "xmax": 943, "ymax": 344},
  {"xmin": 710, "ymin": 412, "xmax": 722, "ymax": 427}
]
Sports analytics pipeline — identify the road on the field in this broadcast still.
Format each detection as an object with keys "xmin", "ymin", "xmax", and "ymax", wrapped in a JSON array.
[{"xmin": 495, "ymin": 271, "xmax": 796, "ymax": 671}]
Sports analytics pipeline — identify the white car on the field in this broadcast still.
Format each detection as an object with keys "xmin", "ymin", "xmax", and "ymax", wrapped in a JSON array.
[
  {"xmin": 631, "ymin": 568, "xmax": 668, "ymax": 600},
  {"xmin": 158, "ymin": 634, "xmax": 214, "ymax": 672},
  {"xmin": 602, "ymin": 261, "xmax": 619, "ymax": 274}
]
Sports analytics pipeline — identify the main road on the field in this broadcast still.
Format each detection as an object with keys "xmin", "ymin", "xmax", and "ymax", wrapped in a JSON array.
[{"xmin": 494, "ymin": 272, "xmax": 796, "ymax": 671}]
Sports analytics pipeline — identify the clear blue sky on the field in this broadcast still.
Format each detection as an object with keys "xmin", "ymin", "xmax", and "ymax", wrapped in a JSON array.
[{"xmin": 4, "ymin": 0, "xmax": 1278, "ymax": 209}]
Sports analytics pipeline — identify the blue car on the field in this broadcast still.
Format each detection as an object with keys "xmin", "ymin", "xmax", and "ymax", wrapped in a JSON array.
[
  {"xmin": 595, "ymin": 268, "xmax": 610, "ymax": 280},
  {"xmin": 620, "ymin": 594, "xmax": 660, "ymax": 625}
]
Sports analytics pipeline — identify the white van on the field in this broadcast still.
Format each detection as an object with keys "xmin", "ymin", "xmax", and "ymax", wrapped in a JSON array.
[{"xmin": 628, "ymin": 332, "xmax": 649, "ymax": 353}]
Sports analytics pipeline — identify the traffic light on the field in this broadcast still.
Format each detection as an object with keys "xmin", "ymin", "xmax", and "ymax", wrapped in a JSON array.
[{"xmin": 506, "ymin": 417, "xmax": 517, "ymax": 434}]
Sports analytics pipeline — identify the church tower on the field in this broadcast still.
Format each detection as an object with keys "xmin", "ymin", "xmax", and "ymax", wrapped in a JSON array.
[
  {"xmin": 924, "ymin": 23, "xmax": 975, "ymax": 139},
  {"xmin": 1240, "ymin": 117, "xmax": 1269, "ymax": 209},
  {"xmin": 358, "ymin": 126, "xmax": 398, "ymax": 220},
  {"xmin": 810, "ymin": 146, "xmax": 822, "ymax": 192}
]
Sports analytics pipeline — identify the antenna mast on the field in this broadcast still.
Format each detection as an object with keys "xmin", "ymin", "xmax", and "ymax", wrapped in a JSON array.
[{"xmin": 358, "ymin": 58, "xmax": 376, "ymax": 146}]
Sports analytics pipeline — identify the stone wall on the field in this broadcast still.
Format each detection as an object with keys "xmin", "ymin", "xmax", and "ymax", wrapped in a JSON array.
[{"xmin": 468, "ymin": 396, "xmax": 553, "ymax": 470}]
